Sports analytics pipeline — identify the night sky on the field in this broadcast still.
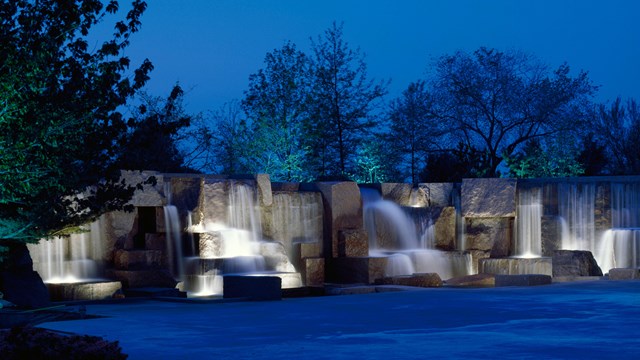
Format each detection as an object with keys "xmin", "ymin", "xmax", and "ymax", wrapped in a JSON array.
[{"xmin": 111, "ymin": 0, "xmax": 640, "ymax": 113}]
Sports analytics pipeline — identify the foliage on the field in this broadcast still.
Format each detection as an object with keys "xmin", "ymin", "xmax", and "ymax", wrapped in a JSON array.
[
  {"xmin": 351, "ymin": 139, "xmax": 390, "ymax": 184},
  {"xmin": 504, "ymin": 138, "xmax": 584, "ymax": 178},
  {"xmin": 0, "ymin": 0, "xmax": 152, "ymax": 256},
  {"xmin": 205, "ymin": 101, "xmax": 253, "ymax": 175},
  {"xmin": 420, "ymin": 143, "xmax": 489, "ymax": 182},
  {"xmin": 242, "ymin": 42, "xmax": 312, "ymax": 181},
  {"xmin": 119, "ymin": 85, "xmax": 192, "ymax": 173},
  {"xmin": 305, "ymin": 22, "xmax": 387, "ymax": 178},
  {"xmin": 427, "ymin": 47, "xmax": 595, "ymax": 177},
  {"xmin": 0, "ymin": 326, "xmax": 127, "ymax": 359},
  {"xmin": 386, "ymin": 80, "xmax": 440, "ymax": 183}
]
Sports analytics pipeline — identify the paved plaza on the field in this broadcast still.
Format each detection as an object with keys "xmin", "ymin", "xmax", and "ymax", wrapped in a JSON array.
[{"xmin": 39, "ymin": 281, "xmax": 640, "ymax": 359}]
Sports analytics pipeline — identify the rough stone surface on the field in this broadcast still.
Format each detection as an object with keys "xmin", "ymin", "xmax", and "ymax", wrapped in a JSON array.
[
  {"xmin": 494, "ymin": 274, "xmax": 552, "ymax": 287},
  {"xmin": 608, "ymin": 268, "xmax": 640, "ymax": 280},
  {"xmin": 552, "ymin": 250, "xmax": 603, "ymax": 277},
  {"xmin": 541, "ymin": 215, "xmax": 561, "ymax": 257},
  {"xmin": 446, "ymin": 273, "xmax": 496, "ymax": 287},
  {"xmin": 301, "ymin": 258, "xmax": 325, "ymax": 286},
  {"xmin": 47, "ymin": 281, "xmax": 122, "ymax": 301},
  {"xmin": 434, "ymin": 206, "xmax": 457, "ymax": 250},
  {"xmin": 198, "ymin": 179, "xmax": 230, "ymax": 226},
  {"xmin": 462, "ymin": 178, "xmax": 516, "ymax": 217},
  {"xmin": 379, "ymin": 273, "xmax": 443, "ymax": 288},
  {"xmin": 255, "ymin": 174, "xmax": 273, "ymax": 207},
  {"xmin": 166, "ymin": 176, "xmax": 202, "ymax": 220},
  {"xmin": 479, "ymin": 257, "xmax": 553, "ymax": 276},
  {"xmin": 328, "ymin": 257, "xmax": 387, "ymax": 284},
  {"xmin": 314, "ymin": 182, "xmax": 363, "ymax": 258},
  {"xmin": 145, "ymin": 233, "xmax": 166, "ymax": 250},
  {"xmin": 107, "ymin": 269, "xmax": 177, "ymax": 288},
  {"xmin": 103, "ymin": 210, "xmax": 136, "ymax": 256},
  {"xmin": 124, "ymin": 170, "xmax": 165, "ymax": 207},
  {"xmin": 293, "ymin": 242, "xmax": 322, "ymax": 260},
  {"xmin": 199, "ymin": 232, "xmax": 223, "ymax": 258},
  {"xmin": 114, "ymin": 249, "xmax": 166, "ymax": 270},
  {"xmin": 338, "ymin": 229, "xmax": 369, "ymax": 257},
  {"xmin": 380, "ymin": 183, "xmax": 413, "ymax": 206},
  {"xmin": 223, "ymin": 275, "xmax": 281, "ymax": 300},
  {"xmin": 418, "ymin": 183, "xmax": 455, "ymax": 207},
  {"xmin": 464, "ymin": 217, "xmax": 513, "ymax": 257}
]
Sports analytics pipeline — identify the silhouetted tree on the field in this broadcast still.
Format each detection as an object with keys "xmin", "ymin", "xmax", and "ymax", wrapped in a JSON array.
[
  {"xmin": 119, "ymin": 85, "xmax": 192, "ymax": 173},
  {"xmin": 593, "ymin": 97, "xmax": 640, "ymax": 175},
  {"xmin": 306, "ymin": 22, "xmax": 387, "ymax": 177},
  {"xmin": 386, "ymin": 81, "xmax": 441, "ymax": 183},
  {"xmin": 207, "ymin": 101, "xmax": 253, "ymax": 175},
  {"xmin": 427, "ymin": 47, "xmax": 595, "ymax": 177},
  {"xmin": 0, "ymin": 0, "xmax": 152, "ymax": 258}
]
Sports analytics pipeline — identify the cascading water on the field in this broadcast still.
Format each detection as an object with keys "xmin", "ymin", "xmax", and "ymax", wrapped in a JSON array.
[
  {"xmin": 515, "ymin": 187, "xmax": 542, "ymax": 257},
  {"xmin": 598, "ymin": 183, "xmax": 640, "ymax": 272},
  {"xmin": 559, "ymin": 182, "xmax": 596, "ymax": 252},
  {"xmin": 164, "ymin": 205, "xmax": 184, "ymax": 280},
  {"xmin": 184, "ymin": 181, "xmax": 302, "ymax": 297},
  {"xmin": 271, "ymin": 191, "xmax": 323, "ymax": 258},
  {"xmin": 361, "ymin": 187, "xmax": 471, "ymax": 279},
  {"xmin": 31, "ymin": 219, "xmax": 104, "ymax": 283}
]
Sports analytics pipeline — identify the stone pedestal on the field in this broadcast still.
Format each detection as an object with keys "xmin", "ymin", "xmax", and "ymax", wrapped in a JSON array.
[
  {"xmin": 338, "ymin": 229, "xmax": 369, "ymax": 257},
  {"xmin": 378, "ymin": 273, "xmax": 442, "ymax": 287},
  {"xmin": 301, "ymin": 258, "xmax": 325, "ymax": 286},
  {"xmin": 494, "ymin": 274, "xmax": 552, "ymax": 286},
  {"xmin": 552, "ymin": 250, "xmax": 603, "ymax": 277},
  {"xmin": 223, "ymin": 275, "xmax": 281, "ymax": 301},
  {"xmin": 328, "ymin": 257, "xmax": 387, "ymax": 284},
  {"xmin": 314, "ymin": 182, "xmax": 363, "ymax": 258},
  {"xmin": 608, "ymin": 268, "xmax": 640, "ymax": 280}
]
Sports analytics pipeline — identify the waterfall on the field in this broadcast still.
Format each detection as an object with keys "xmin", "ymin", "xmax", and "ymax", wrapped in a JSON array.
[
  {"xmin": 271, "ymin": 192, "xmax": 323, "ymax": 255},
  {"xmin": 164, "ymin": 205, "xmax": 184, "ymax": 280},
  {"xmin": 515, "ymin": 187, "xmax": 542, "ymax": 257},
  {"xmin": 34, "ymin": 219, "xmax": 103, "ymax": 283},
  {"xmin": 559, "ymin": 182, "xmax": 596, "ymax": 251},
  {"xmin": 228, "ymin": 182, "xmax": 262, "ymax": 242}
]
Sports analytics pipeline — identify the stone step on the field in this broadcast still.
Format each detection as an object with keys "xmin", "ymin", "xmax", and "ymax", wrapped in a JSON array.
[
  {"xmin": 47, "ymin": 280, "xmax": 122, "ymax": 301},
  {"xmin": 106, "ymin": 269, "xmax": 177, "ymax": 288},
  {"xmin": 114, "ymin": 249, "xmax": 167, "ymax": 270}
]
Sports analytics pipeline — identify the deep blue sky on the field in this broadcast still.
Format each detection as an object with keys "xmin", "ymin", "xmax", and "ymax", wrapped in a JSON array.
[{"xmin": 113, "ymin": 0, "xmax": 640, "ymax": 114}]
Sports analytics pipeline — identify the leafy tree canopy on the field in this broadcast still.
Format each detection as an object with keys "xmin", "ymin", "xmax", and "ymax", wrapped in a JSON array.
[{"xmin": 0, "ymin": 0, "xmax": 152, "ymax": 258}]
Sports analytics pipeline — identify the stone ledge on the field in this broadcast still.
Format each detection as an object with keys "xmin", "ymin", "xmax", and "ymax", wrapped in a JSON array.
[
  {"xmin": 446, "ymin": 273, "xmax": 496, "ymax": 287},
  {"xmin": 223, "ymin": 275, "xmax": 281, "ymax": 301},
  {"xmin": 494, "ymin": 274, "xmax": 552, "ymax": 287},
  {"xmin": 47, "ymin": 281, "xmax": 122, "ymax": 301},
  {"xmin": 376, "ymin": 273, "xmax": 443, "ymax": 288},
  {"xmin": 608, "ymin": 268, "xmax": 640, "ymax": 280}
]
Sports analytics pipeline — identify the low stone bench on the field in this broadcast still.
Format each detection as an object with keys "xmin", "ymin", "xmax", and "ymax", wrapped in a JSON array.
[
  {"xmin": 495, "ymin": 274, "xmax": 552, "ymax": 287},
  {"xmin": 608, "ymin": 268, "xmax": 640, "ymax": 280},
  {"xmin": 223, "ymin": 275, "xmax": 281, "ymax": 301}
]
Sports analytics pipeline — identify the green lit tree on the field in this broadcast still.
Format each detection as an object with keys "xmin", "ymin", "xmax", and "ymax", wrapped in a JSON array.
[
  {"xmin": 242, "ymin": 42, "xmax": 312, "ymax": 181},
  {"xmin": 504, "ymin": 138, "xmax": 584, "ymax": 178},
  {"xmin": 0, "ymin": 0, "xmax": 152, "ymax": 260}
]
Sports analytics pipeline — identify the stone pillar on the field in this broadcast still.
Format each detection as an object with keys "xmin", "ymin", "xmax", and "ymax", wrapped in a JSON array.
[{"xmin": 314, "ymin": 182, "xmax": 363, "ymax": 259}]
